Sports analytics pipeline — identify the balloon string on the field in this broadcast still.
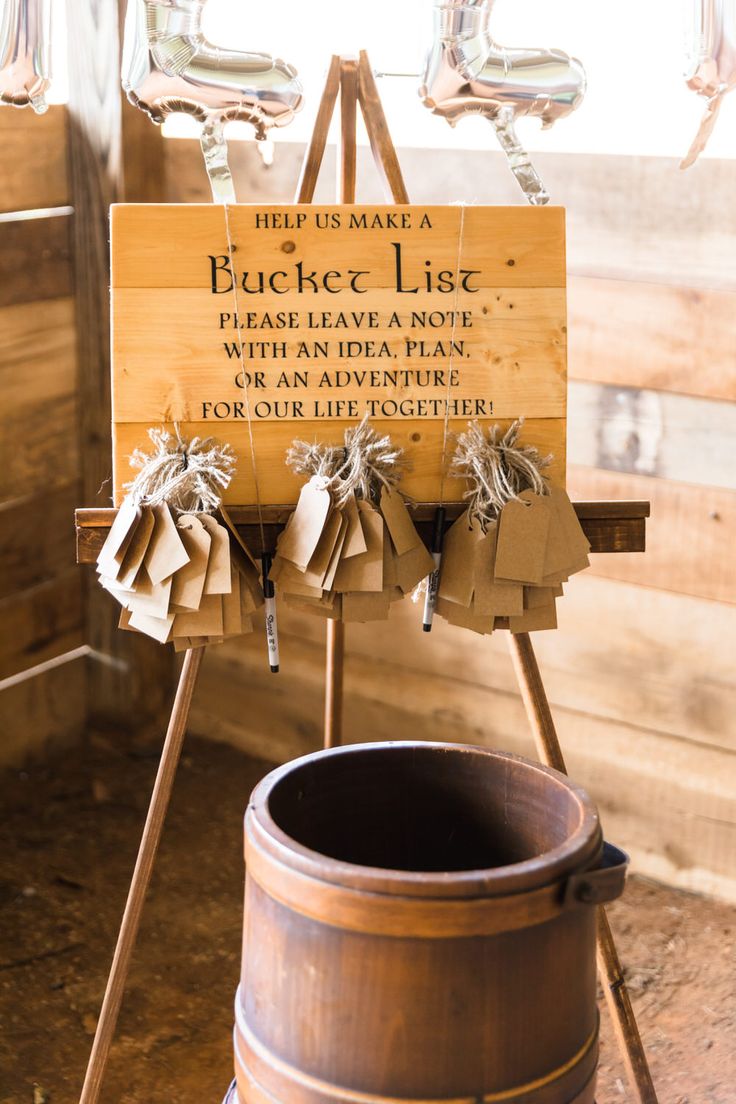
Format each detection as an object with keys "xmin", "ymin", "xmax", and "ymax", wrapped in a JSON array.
[
  {"xmin": 438, "ymin": 203, "xmax": 466, "ymax": 506},
  {"xmin": 222, "ymin": 202, "xmax": 267, "ymax": 550}
]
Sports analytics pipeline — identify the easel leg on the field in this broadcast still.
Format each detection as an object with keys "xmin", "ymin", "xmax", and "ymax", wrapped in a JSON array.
[
  {"xmin": 508, "ymin": 632, "xmax": 659, "ymax": 1104},
  {"xmin": 78, "ymin": 645, "xmax": 205, "ymax": 1104},
  {"xmin": 324, "ymin": 620, "xmax": 344, "ymax": 748}
]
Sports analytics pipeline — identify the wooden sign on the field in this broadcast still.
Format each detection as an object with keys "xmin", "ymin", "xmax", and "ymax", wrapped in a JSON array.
[{"xmin": 111, "ymin": 204, "xmax": 567, "ymax": 505}]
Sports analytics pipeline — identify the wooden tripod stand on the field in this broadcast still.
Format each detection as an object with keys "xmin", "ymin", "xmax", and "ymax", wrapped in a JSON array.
[{"xmin": 75, "ymin": 52, "xmax": 658, "ymax": 1104}]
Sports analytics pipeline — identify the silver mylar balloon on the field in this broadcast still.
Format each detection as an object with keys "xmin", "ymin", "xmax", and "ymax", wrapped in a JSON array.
[
  {"xmin": 121, "ymin": 0, "xmax": 303, "ymax": 202},
  {"xmin": 419, "ymin": 0, "xmax": 586, "ymax": 205},
  {"xmin": 0, "ymin": 0, "xmax": 52, "ymax": 113},
  {"xmin": 681, "ymin": 0, "xmax": 736, "ymax": 168}
]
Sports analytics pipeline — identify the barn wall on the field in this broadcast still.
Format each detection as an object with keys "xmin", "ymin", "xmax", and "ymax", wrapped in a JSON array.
[
  {"xmin": 0, "ymin": 108, "xmax": 86, "ymax": 765},
  {"xmin": 167, "ymin": 138, "xmax": 736, "ymax": 901}
]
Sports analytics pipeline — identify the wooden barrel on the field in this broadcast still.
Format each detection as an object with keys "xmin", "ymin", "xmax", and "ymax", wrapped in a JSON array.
[{"xmin": 233, "ymin": 742, "xmax": 627, "ymax": 1104}]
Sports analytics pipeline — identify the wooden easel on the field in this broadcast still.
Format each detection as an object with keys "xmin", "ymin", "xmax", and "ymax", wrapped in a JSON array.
[{"xmin": 76, "ymin": 53, "xmax": 658, "ymax": 1104}]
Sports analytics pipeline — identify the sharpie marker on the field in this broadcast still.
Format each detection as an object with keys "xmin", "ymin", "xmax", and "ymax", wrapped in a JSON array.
[
  {"xmin": 261, "ymin": 553, "xmax": 280, "ymax": 673},
  {"xmin": 422, "ymin": 506, "xmax": 446, "ymax": 633}
]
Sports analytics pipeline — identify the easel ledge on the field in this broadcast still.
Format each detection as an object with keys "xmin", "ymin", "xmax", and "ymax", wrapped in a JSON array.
[{"xmin": 75, "ymin": 500, "xmax": 649, "ymax": 563}]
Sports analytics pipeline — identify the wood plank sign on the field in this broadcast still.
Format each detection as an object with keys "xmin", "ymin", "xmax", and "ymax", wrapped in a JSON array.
[{"xmin": 111, "ymin": 204, "xmax": 567, "ymax": 505}]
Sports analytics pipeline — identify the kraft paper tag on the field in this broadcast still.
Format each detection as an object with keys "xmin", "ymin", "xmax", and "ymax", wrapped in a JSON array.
[
  {"xmin": 342, "ymin": 589, "xmax": 391, "ymax": 623},
  {"xmin": 97, "ymin": 497, "xmax": 142, "ymax": 579},
  {"xmin": 222, "ymin": 567, "xmax": 242, "ymax": 637},
  {"xmin": 117, "ymin": 507, "xmax": 156, "ymax": 590},
  {"xmin": 277, "ymin": 477, "xmax": 332, "ymax": 570},
  {"xmin": 144, "ymin": 504, "xmax": 190, "ymax": 586},
  {"xmin": 302, "ymin": 509, "xmax": 344, "ymax": 589},
  {"xmin": 333, "ymin": 502, "xmax": 383, "ymax": 593},
  {"xmin": 509, "ymin": 600, "xmax": 558, "ymax": 633},
  {"xmin": 524, "ymin": 584, "xmax": 563, "ymax": 610},
  {"xmin": 472, "ymin": 523, "xmax": 524, "ymax": 617},
  {"xmin": 128, "ymin": 607, "xmax": 174, "ymax": 644},
  {"xmin": 439, "ymin": 512, "xmax": 484, "ymax": 607},
  {"xmin": 123, "ymin": 569, "xmax": 173, "ymax": 621},
  {"xmin": 437, "ymin": 597, "xmax": 493, "ymax": 635},
  {"xmin": 394, "ymin": 541, "xmax": 435, "ymax": 594},
  {"xmin": 199, "ymin": 515, "xmax": 232, "ymax": 596},
  {"xmin": 218, "ymin": 506, "xmax": 259, "ymax": 569},
  {"xmin": 321, "ymin": 513, "xmax": 349, "ymax": 593},
  {"xmin": 380, "ymin": 487, "xmax": 420, "ymax": 557},
  {"xmin": 549, "ymin": 486, "xmax": 591, "ymax": 560},
  {"xmin": 170, "ymin": 515, "xmax": 211, "ymax": 611},
  {"xmin": 173, "ymin": 593, "xmax": 224, "ymax": 638},
  {"xmin": 495, "ymin": 491, "xmax": 551, "ymax": 586},
  {"xmin": 341, "ymin": 494, "xmax": 367, "ymax": 558}
]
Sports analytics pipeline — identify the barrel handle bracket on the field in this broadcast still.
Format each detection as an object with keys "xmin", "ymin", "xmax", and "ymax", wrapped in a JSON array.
[{"xmin": 564, "ymin": 841, "xmax": 629, "ymax": 908}]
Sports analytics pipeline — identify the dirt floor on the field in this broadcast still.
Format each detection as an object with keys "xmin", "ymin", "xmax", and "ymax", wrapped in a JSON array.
[{"xmin": 1, "ymin": 730, "xmax": 734, "ymax": 1104}]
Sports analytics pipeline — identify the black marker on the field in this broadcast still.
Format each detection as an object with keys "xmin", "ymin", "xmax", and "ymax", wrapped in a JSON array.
[
  {"xmin": 422, "ymin": 506, "xmax": 445, "ymax": 632},
  {"xmin": 261, "ymin": 553, "xmax": 280, "ymax": 673}
]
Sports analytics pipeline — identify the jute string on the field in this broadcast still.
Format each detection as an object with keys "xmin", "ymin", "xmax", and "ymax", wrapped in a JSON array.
[
  {"xmin": 451, "ymin": 418, "xmax": 551, "ymax": 529},
  {"xmin": 125, "ymin": 427, "xmax": 236, "ymax": 514},
  {"xmin": 287, "ymin": 416, "xmax": 406, "ymax": 508}
]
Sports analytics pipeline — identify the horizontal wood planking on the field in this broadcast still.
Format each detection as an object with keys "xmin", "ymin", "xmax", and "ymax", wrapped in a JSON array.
[
  {"xmin": 568, "ymin": 276, "xmax": 736, "ymax": 402},
  {"xmin": 189, "ymin": 617, "xmax": 736, "ymax": 901},
  {"xmin": 0, "ymin": 483, "xmax": 81, "ymax": 600},
  {"xmin": 569, "ymin": 381, "xmax": 736, "ymax": 491},
  {"xmin": 0, "ymin": 214, "xmax": 73, "ymax": 308},
  {"xmin": 110, "ymin": 203, "xmax": 567, "ymax": 289},
  {"xmin": 111, "ymin": 285, "xmax": 566, "ymax": 422},
  {"xmin": 0, "ymin": 377, "xmax": 78, "ymax": 503},
  {"xmin": 569, "ymin": 466, "xmax": 735, "ymax": 604},
  {"xmin": 0, "ymin": 654, "xmax": 86, "ymax": 767},
  {"xmin": 0, "ymin": 570, "xmax": 84, "ymax": 679},
  {"xmin": 0, "ymin": 107, "xmax": 69, "ymax": 213},
  {"xmin": 112, "ymin": 417, "xmax": 567, "ymax": 506},
  {"xmin": 270, "ymin": 576, "xmax": 736, "ymax": 754},
  {"xmin": 162, "ymin": 141, "xmax": 736, "ymax": 288}
]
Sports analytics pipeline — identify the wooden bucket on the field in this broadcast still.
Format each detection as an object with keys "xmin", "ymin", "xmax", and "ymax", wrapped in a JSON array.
[{"xmin": 233, "ymin": 742, "xmax": 627, "ymax": 1104}]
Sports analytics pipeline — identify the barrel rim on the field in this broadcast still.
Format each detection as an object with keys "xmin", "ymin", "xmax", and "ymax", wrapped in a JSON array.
[{"xmin": 246, "ymin": 741, "xmax": 602, "ymax": 898}]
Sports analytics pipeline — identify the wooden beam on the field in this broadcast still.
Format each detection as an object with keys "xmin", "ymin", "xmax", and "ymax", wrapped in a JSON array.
[
  {"xmin": 0, "ymin": 216, "xmax": 72, "ymax": 308},
  {"xmin": 295, "ymin": 55, "xmax": 340, "ymax": 203},
  {"xmin": 74, "ymin": 501, "xmax": 648, "ymax": 564}
]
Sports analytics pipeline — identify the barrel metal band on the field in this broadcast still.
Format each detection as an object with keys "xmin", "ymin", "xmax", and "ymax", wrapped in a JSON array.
[
  {"xmin": 234, "ymin": 1001, "xmax": 599, "ymax": 1104},
  {"xmin": 245, "ymin": 840, "xmax": 576, "ymax": 938}
]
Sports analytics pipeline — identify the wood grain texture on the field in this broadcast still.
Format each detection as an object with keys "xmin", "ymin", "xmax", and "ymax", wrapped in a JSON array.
[
  {"xmin": 569, "ymin": 383, "xmax": 736, "ymax": 491},
  {"xmin": 0, "ymin": 107, "xmax": 69, "ymax": 213},
  {"xmin": 112, "ymin": 417, "xmax": 567, "ymax": 507},
  {"xmin": 0, "ymin": 570, "xmax": 84, "ymax": 679},
  {"xmin": 568, "ymin": 277, "xmax": 736, "ymax": 402},
  {"xmin": 568, "ymin": 466, "xmax": 735, "ymax": 604},
  {"xmin": 357, "ymin": 51, "xmax": 409, "ymax": 205},
  {"xmin": 337, "ymin": 58, "xmax": 358, "ymax": 203},
  {"xmin": 110, "ymin": 204, "xmax": 567, "ymax": 289},
  {"xmin": 295, "ymin": 56, "xmax": 341, "ymax": 204},
  {"xmin": 0, "ymin": 654, "xmax": 86, "ymax": 768},
  {"xmin": 0, "ymin": 483, "xmax": 80, "ymax": 599},
  {"xmin": 111, "ymin": 286, "xmax": 566, "ymax": 422},
  {"xmin": 0, "ymin": 215, "xmax": 73, "ymax": 308},
  {"xmin": 189, "ymin": 624, "xmax": 736, "ymax": 901},
  {"xmin": 273, "ymin": 576, "xmax": 735, "ymax": 754}
]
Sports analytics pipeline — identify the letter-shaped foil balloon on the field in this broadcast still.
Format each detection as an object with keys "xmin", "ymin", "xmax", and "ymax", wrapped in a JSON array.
[
  {"xmin": 681, "ymin": 0, "xmax": 736, "ymax": 169},
  {"xmin": 122, "ymin": 0, "xmax": 303, "ymax": 201},
  {"xmin": 420, "ymin": 0, "xmax": 586, "ymax": 204},
  {"xmin": 0, "ymin": 0, "xmax": 52, "ymax": 113}
]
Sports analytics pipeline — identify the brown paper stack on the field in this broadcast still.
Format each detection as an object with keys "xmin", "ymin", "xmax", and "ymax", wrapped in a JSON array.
[
  {"xmin": 96, "ymin": 496, "xmax": 263, "ymax": 648},
  {"xmin": 270, "ymin": 477, "xmax": 434, "ymax": 623},
  {"xmin": 437, "ymin": 486, "xmax": 590, "ymax": 635}
]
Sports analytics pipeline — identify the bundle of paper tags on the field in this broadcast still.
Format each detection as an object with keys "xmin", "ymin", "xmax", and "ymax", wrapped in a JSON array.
[
  {"xmin": 96, "ymin": 496, "xmax": 263, "ymax": 649},
  {"xmin": 270, "ymin": 478, "xmax": 435, "ymax": 622},
  {"xmin": 437, "ymin": 486, "xmax": 591, "ymax": 634}
]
